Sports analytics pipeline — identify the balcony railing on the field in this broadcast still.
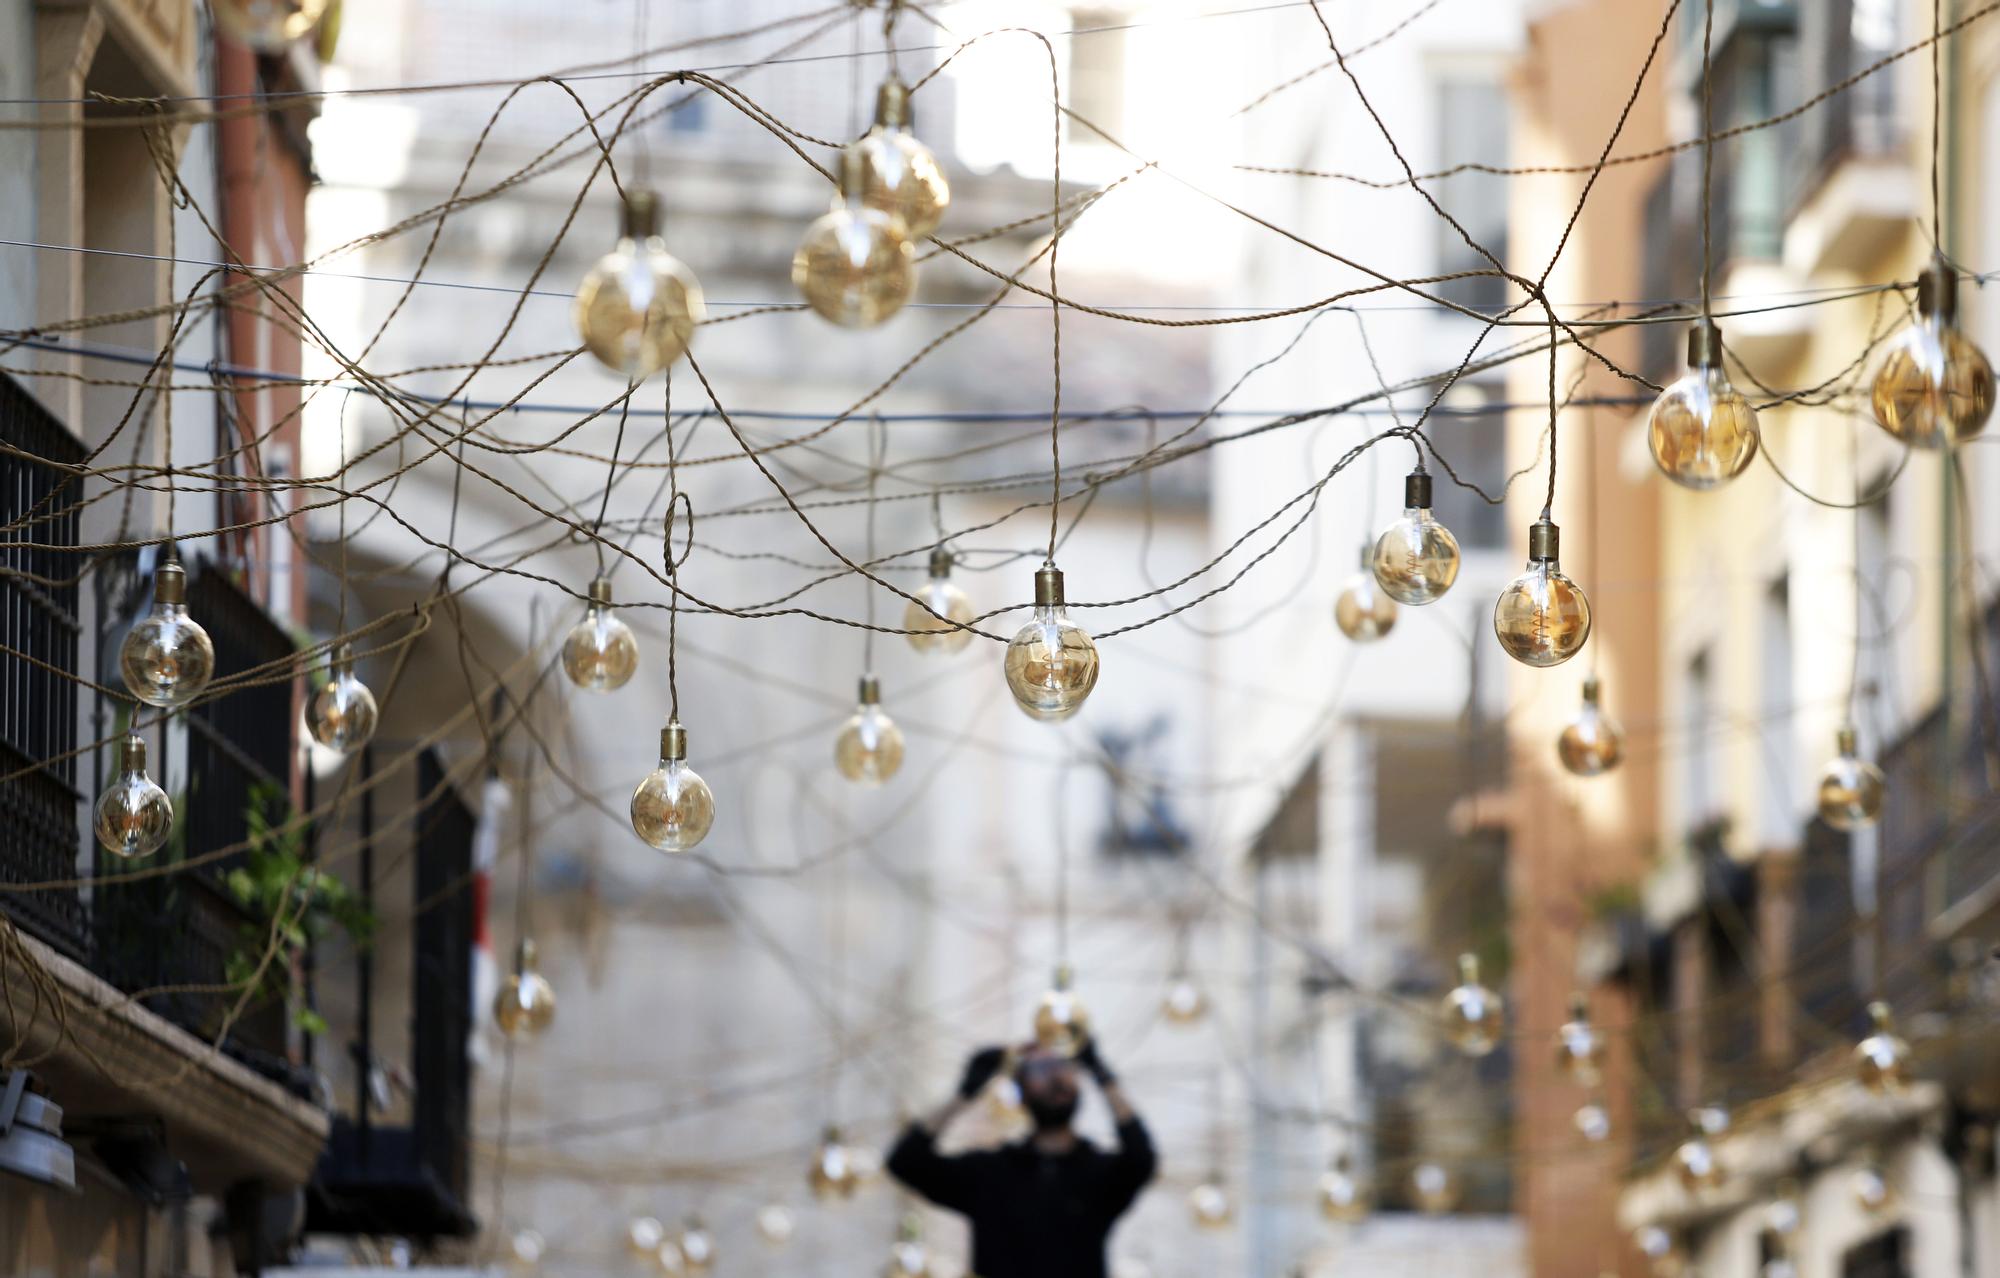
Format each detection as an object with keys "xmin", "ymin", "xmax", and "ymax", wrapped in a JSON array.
[{"xmin": 1785, "ymin": 0, "xmax": 1906, "ymax": 217}]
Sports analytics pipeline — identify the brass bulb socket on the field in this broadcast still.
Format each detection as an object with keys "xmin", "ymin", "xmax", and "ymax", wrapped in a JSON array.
[
  {"xmin": 857, "ymin": 674, "xmax": 881, "ymax": 706},
  {"xmin": 587, "ymin": 576, "xmax": 615, "ymax": 607},
  {"xmin": 837, "ymin": 144, "xmax": 868, "ymax": 201},
  {"xmin": 821, "ymin": 1122, "xmax": 843, "ymax": 1143},
  {"xmin": 928, "ymin": 545, "xmax": 953, "ymax": 578},
  {"xmin": 514, "ymin": 937, "xmax": 538, "ymax": 973},
  {"xmin": 1686, "ymin": 319, "xmax": 1723, "ymax": 370},
  {"xmin": 331, "ymin": 642, "xmax": 355, "ymax": 677},
  {"xmin": 1034, "ymin": 565, "xmax": 1066, "ymax": 609},
  {"xmin": 1404, "ymin": 469, "xmax": 1434, "ymax": 510},
  {"xmin": 1053, "ymin": 960, "xmax": 1074, "ymax": 990},
  {"xmin": 118, "ymin": 732, "xmax": 147, "ymax": 773},
  {"xmin": 1866, "ymin": 1000, "xmax": 1893, "ymax": 1031},
  {"xmin": 621, "ymin": 190, "xmax": 662, "ymax": 240},
  {"xmin": 1568, "ymin": 991, "xmax": 1589, "ymax": 1021},
  {"xmin": 153, "ymin": 558, "xmax": 187, "ymax": 605},
  {"xmin": 1457, "ymin": 952, "xmax": 1480, "ymax": 983},
  {"xmin": 1581, "ymin": 674, "xmax": 1602, "ymax": 705},
  {"xmin": 660, "ymin": 720, "xmax": 688, "ymax": 762},
  {"xmin": 1836, "ymin": 724, "xmax": 1858, "ymax": 757},
  {"xmin": 1918, "ymin": 263, "xmax": 1959, "ymax": 323},
  {"xmin": 1527, "ymin": 519, "xmax": 1560, "ymax": 563},
  {"xmin": 874, "ymin": 75, "xmax": 912, "ymax": 130}
]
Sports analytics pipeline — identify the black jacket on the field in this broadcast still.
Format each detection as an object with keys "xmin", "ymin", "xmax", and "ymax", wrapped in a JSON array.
[{"xmin": 886, "ymin": 1118, "xmax": 1157, "ymax": 1278}]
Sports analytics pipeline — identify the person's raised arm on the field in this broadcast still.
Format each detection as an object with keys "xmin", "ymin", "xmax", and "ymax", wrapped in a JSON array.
[
  {"xmin": 886, "ymin": 1045, "xmax": 1010, "ymax": 1212},
  {"xmin": 1076, "ymin": 1037, "xmax": 1156, "ymax": 1207}
]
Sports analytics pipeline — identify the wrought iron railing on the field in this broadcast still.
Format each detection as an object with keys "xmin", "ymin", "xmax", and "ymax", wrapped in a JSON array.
[{"xmin": 1784, "ymin": 0, "xmax": 1905, "ymax": 217}]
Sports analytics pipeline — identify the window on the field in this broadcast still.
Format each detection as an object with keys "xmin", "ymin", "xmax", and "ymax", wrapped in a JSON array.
[
  {"xmin": 1685, "ymin": 650, "xmax": 1719, "ymax": 829},
  {"xmin": 1425, "ymin": 383, "xmax": 1508, "ymax": 552},
  {"xmin": 1431, "ymin": 79, "xmax": 1510, "ymax": 313},
  {"xmin": 1067, "ymin": 9, "xmax": 1126, "ymax": 144},
  {"xmin": 1095, "ymin": 715, "xmax": 1189, "ymax": 854}
]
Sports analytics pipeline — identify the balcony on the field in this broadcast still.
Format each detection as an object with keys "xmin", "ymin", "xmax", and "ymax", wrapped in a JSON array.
[{"xmin": 1782, "ymin": 0, "xmax": 1915, "ymax": 273}]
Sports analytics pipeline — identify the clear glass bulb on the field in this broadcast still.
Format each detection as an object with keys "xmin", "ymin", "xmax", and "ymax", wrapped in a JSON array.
[
  {"xmin": 627, "ymin": 1217, "xmax": 666, "ymax": 1256},
  {"xmin": 121, "ymin": 557, "xmax": 215, "ymax": 709},
  {"xmin": 574, "ymin": 191, "xmax": 705, "ymax": 380},
  {"xmin": 494, "ymin": 939, "xmax": 557, "ymax": 1038},
  {"xmin": 1371, "ymin": 470, "xmax": 1460, "ymax": 604},
  {"xmin": 1187, "ymin": 1180, "xmax": 1234, "ymax": 1230},
  {"xmin": 1574, "ymin": 1101, "xmax": 1611, "ymax": 1143},
  {"xmin": 1871, "ymin": 266, "xmax": 1995, "ymax": 448},
  {"xmin": 212, "ymin": 0, "xmax": 331, "ymax": 50},
  {"xmin": 1673, "ymin": 1109, "xmax": 1728, "ymax": 1193},
  {"xmin": 1033, "ymin": 964, "xmax": 1090, "ymax": 1056},
  {"xmin": 95, "ymin": 733, "xmax": 173, "ymax": 860},
  {"xmin": 794, "ymin": 150, "xmax": 915, "ymax": 328},
  {"xmin": 1557, "ymin": 676, "xmax": 1624, "ymax": 776},
  {"xmin": 755, "ymin": 1204, "xmax": 795, "ymax": 1245},
  {"xmin": 1554, "ymin": 994, "xmax": 1606, "ymax": 1085},
  {"xmin": 1409, "ymin": 1162, "xmax": 1458, "ymax": 1214},
  {"xmin": 886, "ymin": 1239, "xmax": 930, "ymax": 1277},
  {"xmin": 904, "ymin": 547, "xmax": 975, "ymax": 654},
  {"xmin": 1162, "ymin": 979, "xmax": 1207, "ymax": 1025},
  {"xmin": 631, "ymin": 720, "xmax": 716, "ymax": 852},
  {"xmin": 1853, "ymin": 1001, "xmax": 1911, "ymax": 1093},
  {"xmin": 508, "ymin": 1229, "xmax": 545, "ymax": 1268},
  {"xmin": 654, "ymin": 1241, "xmax": 686, "ymax": 1275},
  {"xmin": 1494, "ymin": 519, "xmax": 1591, "ymax": 668},
  {"xmin": 1852, "ymin": 1165, "xmax": 1894, "ymax": 1213},
  {"xmin": 1816, "ymin": 726, "xmax": 1885, "ymax": 831},
  {"xmin": 562, "ymin": 578, "xmax": 640, "ymax": 692},
  {"xmin": 1638, "ymin": 1226, "xmax": 1683, "ymax": 1278},
  {"xmin": 308, "ymin": 645, "xmax": 379, "ymax": 755},
  {"xmin": 854, "ymin": 76, "xmax": 951, "ymax": 239},
  {"xmin": 1648, "ymin": 324, "xmax": 1760, "ymax": 489},
  {"xmin": 677, "ymin": 1219, "xmax": 713, "ymax": 1274},
  {"xmin": 1004, "ymin": 566, "xmax": 1100, "ymax": 721},
  {"xmin": 1441, "ymin": 953, "xmax": 1504, "ymax": 1056},
  {"xmin": 1316, "ymin": 1154, "xmax": 1369, "ymax": 1223},
  {"xmin": 1335, "ymin": 548, "xmax": 1397, "ymax": 643},
  {"xmin": 834, "ymin": 677, "xmax": 906, "ymax": 786},
  {"xmin": 808, "ymin": 1128, "xmax": 859, "ymax": 1200}
]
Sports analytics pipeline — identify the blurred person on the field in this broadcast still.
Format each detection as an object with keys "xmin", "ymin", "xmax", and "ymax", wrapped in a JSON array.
[{"xmin": 887, "ymin": 1039, "xmax": 1156, "ymax": 1278}]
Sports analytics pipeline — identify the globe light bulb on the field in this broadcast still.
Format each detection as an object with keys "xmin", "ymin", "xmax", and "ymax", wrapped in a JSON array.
[
  {"xmin": 854, "ymin": 76, "xmax": 951, "ymax": 239},
  {"xmin": 574, "ymin": 191, "xmax": 705, "ymax": 380},
  {"xmin": 1033, "ymin": 963, "xmax": 1090, "ymax": 1056},
  {"xmin": 562, "ymin": 577, "xmax": 640, "ymax": 692},
  {"xmin": 1004, "ymin": 565, "xmax": 1100, "ymax": 721},
  {"xmin": 677, "ymin": 1218, "xmax": 713, "ymax": 1274},
  {"xmin": 1554, "ymin": 992, "xmax": 1606, "ymax": 1086},
  {"xmin": 755, "ymin": 1204, "xmax": 796, "ymax": 1245},
  {"xmin": 886, "ymin": 1215, "xmax": 931, "ymax": 1277},
  {"xmin": 1817, "ymin": 725, "xmax": 1886, "ymax": 831},
  {"xmin": 1316, "ymin": 1153, "xmax": 1370, "ymax": 1223},
  {"xmin": 834, "ymin": 675, "xmax": 906, "ymax": 786},
  {"xmin": 508, "ymin": 1229, "xmax": 545, "ymax": 1269},
  {"xmin": 1371, "ymin": 468, "xmax": 1461, "ymax": 604},
  {"xmin": 1673, "ymin": 1108, "xmax": 1728, "ymax": 1193},
  {"xmin": 1765, "ymin": 1190, "xmax": 1802, "ymax": 1244},
  {"xmin": 1557, "ymin": 675, "xmax": 1624, "ymax": 776},
  {"xmin": 1441, "ymin": 953, "xmax": 1504, "ymax": 1057},
  {"xmin": 1494, "ymin": 517, "xmax": 1592, "ymax": 667},
  {"xmin": 494, "ymin": 938, "xmax": 557, "ymax": 1038},
  {"xmin": 1637, "ymin": 1227, "xmax": 1684, "ymax": 1278},
  {"xmin": 1574, "ymin": 1101, "xmax": 1611, "ymax": 1143},
  {"xmin": 1870, "ymin": 262, "xmax": 1995, "ymax": 449},
  {"xmin": 1853, "ymin": 1001, "xmax": 1912, "ymax": 1093},
  {"xmin": 307, "ymin": 644, "xmax": 379, "ymax": 755},
  {"xmin": 904, "ymin": 546, "xmax": 976, "ymax": 654},
  {"xmin": 212, "ymin": 0, "xmax": 331, "ymax": 50},
  {"xmin": 1162, "ymin": 978, "xmax": 1207, "ymax": 1026},
  {"xmin": 1187, "ymin": 1178, "xmax": 1234, "ymax": 1230},
  {"xmin": 1409, "ymin": 1162, "xmax": 1458, "ymax": 1215},
  {"xmin": 1334, "ymin": 544, "xmax": 1397, "ymax": 642},
  {"xmin": 627, "ymin": 1217, "xmax": 667, "ymax": 1256},
  {"xmin": 808, "ymin": 1126, "xmax": 860, "ymax": 1200},
  {"xmin": 121, "ymin": 554, "xmax": 215, "ymax": 709},
  {"xmin": 793, "ymin": 147, "xmax": 915, "ymax": 328},
  {"xmin": 94, "ymin": 733, "xmax": 173, "ymax": 860},
  {"xmin": 631, "ymin": 719, "xmax": 716, "ymax": 852},
  {"xmin": 1852, "ymin": 1164, "xmax": 1895, "ymax": 1213},
  {"xmin": 654, "ymin": 1241, "xmax": 686, "ymax": 1276},
  {"xmin": 1648, "ymin": 321, "xmax": 1760, "ymax": 489}
]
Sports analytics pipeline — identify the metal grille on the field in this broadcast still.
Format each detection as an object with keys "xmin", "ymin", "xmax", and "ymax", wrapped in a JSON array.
[{"xmin": 0, "ymin": 373, "xmax": 87, "ymax": 960}]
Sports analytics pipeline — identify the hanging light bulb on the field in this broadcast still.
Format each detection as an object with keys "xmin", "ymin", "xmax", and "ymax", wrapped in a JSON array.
[
  {"xmin": 885, "ymin": 1214, "xmax": 932, "ymax": 1277},
  {"xmin": 1409, "ymin": 1162, "xmax": 1458, "ymax": 1214},
  {"xmin": 631, "ymin": 718, "xmax": 716, "ymax": 852},
  {"xmin": 95, "ymin": 732, "xmax": 173, "ymax": 860},
  {"xmin": 1003, "ymin": 564, "xmax": 1100, "ymax": 721},
  {"xmin": 808, "ymin": 1126, "xmax": 861, "ymax": 1200},
  {"xmin": 121, "ymin": 552, "xmax": 215, "ymax": 709},
  {"xmin": 1852, "ymin": 1163, "xmax": 1895, "ymax": 1213},
  {"xmin": 654, "ymin": 1240, "xmax": 686, "ymax": 1276},
  {"xmin": 1162, "ymin": 978, "xmax": 1207, "ymax": 1026},
  {"xmin": 1033, "ymin": 962, "xmax": 1090, "ymax": 1056},
  {"xmin": 493, "ymin": 938, "xmax": 557, "ymax": 1038},
  {"xmin": 1673, "ymin": 1108, "xmax": 1728, "ymax": 1193},
  {"xmin": 1573, "ymin": 1101, "xmax": 1611, "ymax": 1143},
  {"xmin": 834, "ymin": 675, "xmax": 906, "ymax": 786},
  {"xmin": 904, "ymin": 546, "xmax": 976, "ymax": 654},
  {"xmin": 1187, "ymin": 1176, "xmax": 1234, "ymax": 1229},
  {"xmin": 627, "ymin": 1217, "xmax": 667, "ymax": 1257},
  {"xmin": 1315, "ymin": 1153, "xmax": 1370, "ymax": 1223},
  {"xmin": 1441, "ymin": 953, "xmax": 1504, "ymax": 1057},
  {"xmin": 562, "ymin": 577, "xmax": 640, "ymax": 692},
  {"xmin": 1554, "ymin": 992, "xmax": 1606, "ymax": 1086},
  {"xmin": 212, "ymin": 0, "xmax": 331, "ymax": 51},
  {"xmin": 574, "ymin": 190, "xmax": 705, "ymax": 380},
  {"xmin": 508, "ymin": 1228, "xmax": 545, "ymax": 1269},
  {"xmin": 307, "ymin": 644, "xmax": 379, "ymax": 754},
  {"xmin": 1557, "ymin": 675, "xmax": 1625, "ymax": 777},
  {"xmin": 1765, "ymin": 1189, "xmax": 1803, "ymax": 1247},
  {"xmin": 755, "ymin": 1204, "xmax": 796, "ymax": 1245},
  {"xmin": 1817, "ymin": 725, "xmax": 1886, "ymax": 831},
  {"xmin": 1334, "ymin": 545, "xmax": 1397, "ymax": 642},
  {"xmin": 1637, "ymin": 1226, "xmax": 1685, "ymax": 1278},
  {"xmin": 1648, "ymin": 320, "xmax": 1760, "ymax": 489},
  {"xmin": 1494, "ymin": 517, "xmax": 1591, "ymax": 667},
  {"xmin": 794, "ymin": 146, "xmax": 915, "ymax": 328},
  {"xmin": 676, "ymin": 1217, "xmax": 713, "ymax": 1274},
  {"xmin": 1371, "ymin": 468, "xmax": 1461, "ymax": 604},
  {"xmin": 854, "ymin": 75, "xmax": 951, "ymax": 239},
  {"xmin": 1853, "ymin": 1000, "xmax": 1912, "ymax": 1093},
  {"xmin": 1870, "ymin": 260, "xmax": 1995, "ymax": 449}
]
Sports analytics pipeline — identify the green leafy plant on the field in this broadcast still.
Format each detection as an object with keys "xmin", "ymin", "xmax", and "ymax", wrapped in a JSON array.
[{"xmin": 224, "ymin": 783, "xmax": 374, "ymax": 1035}]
